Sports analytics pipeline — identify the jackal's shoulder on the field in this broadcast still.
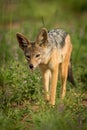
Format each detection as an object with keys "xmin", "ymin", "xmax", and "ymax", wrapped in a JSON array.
[{"xmin": 48, "ymin": 29, "xmax": 68, "ymax": 48}]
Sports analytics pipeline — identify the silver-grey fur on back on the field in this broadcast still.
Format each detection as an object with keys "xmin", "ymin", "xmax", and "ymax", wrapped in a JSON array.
[{"xmin": 48, "ymin": 29, "xmax": 68, "ymax": 48}]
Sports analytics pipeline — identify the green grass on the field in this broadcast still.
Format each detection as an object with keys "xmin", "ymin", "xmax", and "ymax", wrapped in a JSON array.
[{"xmin": 0, "ymin": 0, "xmax": 87, "ymax": 130}]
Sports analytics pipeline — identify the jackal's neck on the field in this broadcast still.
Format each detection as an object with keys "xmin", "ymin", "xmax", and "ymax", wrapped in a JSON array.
[{"xmin": 41, "ymin": 47, "xmax": 53, "ymax": 65}]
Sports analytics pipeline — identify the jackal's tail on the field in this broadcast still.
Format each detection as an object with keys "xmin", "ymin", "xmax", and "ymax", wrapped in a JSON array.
[{"xmin": 67, "ymin": 60, "xmax": 76, "ymax": 86}]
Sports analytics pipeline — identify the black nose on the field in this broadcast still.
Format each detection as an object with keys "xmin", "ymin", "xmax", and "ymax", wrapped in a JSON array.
[{"xmin": 29, "ymin": 64, "xmax": 33, "ymax": 69}]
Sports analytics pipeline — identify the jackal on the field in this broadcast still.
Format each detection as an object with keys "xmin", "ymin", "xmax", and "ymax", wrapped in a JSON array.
[{"xmin": 16, "ymin": 28, "xmax": 75, "ymax": 105}]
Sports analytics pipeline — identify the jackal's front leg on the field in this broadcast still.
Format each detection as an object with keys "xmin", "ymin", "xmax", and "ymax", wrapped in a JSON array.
[
  {"xmin": 42, "ymin": 69, "xmax": 51, "ymax": 101},
  {"xmin": 49, "ymin": 66, "xmax": 58, "ymax": 105}
]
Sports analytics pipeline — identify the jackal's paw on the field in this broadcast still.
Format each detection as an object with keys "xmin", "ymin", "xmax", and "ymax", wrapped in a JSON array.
[
  {"xmin": 49, "ymin": 100, "xmax": 55, "ymax": 106},
  {"xmin": 45, "ymin": 95, "xmax": 50, "ymax": 101}
]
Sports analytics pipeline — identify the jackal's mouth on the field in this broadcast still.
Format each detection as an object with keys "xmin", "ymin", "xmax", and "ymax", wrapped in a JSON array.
[
  {"xmin": 28, "ymin": 64, "xmax": 37, "ymax": 70},
  {"xmin": 29, "ymin": 64, "xmax": 34, "ymax": 69}
]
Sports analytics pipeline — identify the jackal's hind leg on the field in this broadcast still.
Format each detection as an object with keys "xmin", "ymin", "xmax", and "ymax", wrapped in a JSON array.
[{"xmin": 60, "ymin": 53, "xmax": 71, "ymax": 99}]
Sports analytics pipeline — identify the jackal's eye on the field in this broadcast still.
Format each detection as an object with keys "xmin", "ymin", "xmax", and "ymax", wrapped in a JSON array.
[
  {"xmin": 26, "ymin": 55, "xmax": 30, "ymax": 59},
  {"xmin": 35, "ymin": 54, "xmax": 40, "ymax": 58}
]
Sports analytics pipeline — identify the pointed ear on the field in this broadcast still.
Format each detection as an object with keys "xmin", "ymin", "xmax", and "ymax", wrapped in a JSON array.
[
  {"xmin": 36, "ymin": 28, "xmax": 48, "ymax": 46},
  {"xmin": 16, "ymin": 32, "xmax": 30, "ymax": 50}
]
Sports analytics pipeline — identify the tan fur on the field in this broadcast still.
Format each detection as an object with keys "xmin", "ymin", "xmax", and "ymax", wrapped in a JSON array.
[
  {"xmin": 60, "ymin": 35, "xmax": 72, "ymax": 99},
  {"xmin": 16, "ymin": 28, "xmax": 73, "ymax": 106}
]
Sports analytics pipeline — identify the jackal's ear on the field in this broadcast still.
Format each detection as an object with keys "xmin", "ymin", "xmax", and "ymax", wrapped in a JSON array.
[
  {"xmin": 36, "ymin": 28, "xmax": 48, "ymax": 46},
  {"xmin": 16, "ymin": 33, "xmax": 30, "ymax": 50}
]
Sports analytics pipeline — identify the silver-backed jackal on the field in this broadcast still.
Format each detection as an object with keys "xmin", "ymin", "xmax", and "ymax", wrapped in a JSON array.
[{"xmin": 16, "ymin": 28, "xmax": 75, "ymax": 105}]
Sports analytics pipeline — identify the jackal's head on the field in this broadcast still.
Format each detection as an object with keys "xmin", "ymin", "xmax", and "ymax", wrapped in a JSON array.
[{"xmin": 16, "ymin": 28, "xmax": 48, "ymax": 70}]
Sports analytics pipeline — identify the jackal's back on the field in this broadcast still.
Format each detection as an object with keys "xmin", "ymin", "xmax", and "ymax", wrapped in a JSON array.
[{"xmin": 48, "ymin": 29, "xmax": 68, "ymax": 49}]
